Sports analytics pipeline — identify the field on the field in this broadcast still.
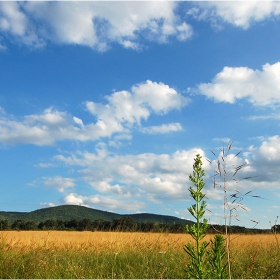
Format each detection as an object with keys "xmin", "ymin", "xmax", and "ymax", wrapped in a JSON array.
[{"xmin": 0, "ymin": 231, "xmax": 279, "ymax": 279}]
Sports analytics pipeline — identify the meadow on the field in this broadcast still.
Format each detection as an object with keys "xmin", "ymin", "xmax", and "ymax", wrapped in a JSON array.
[{"xmin": 0, "ymin": 231, "xmax": 279, "ymax": 279}]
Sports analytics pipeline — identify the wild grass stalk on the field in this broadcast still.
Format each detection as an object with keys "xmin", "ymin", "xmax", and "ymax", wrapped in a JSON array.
[{"xmin": 209, "ymin": 140, "xmax": 261, "ymax": 278}]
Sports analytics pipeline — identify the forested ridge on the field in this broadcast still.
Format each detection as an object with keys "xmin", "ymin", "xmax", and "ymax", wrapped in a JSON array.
[
  {"xmin": 0, "ymin": 205, "xmax": 272, "ymax": 233},
  {"xmin": 0, "ymin": 216, "xmax": 272, "ymax": 234},
  {"xmin": 0, "ymin": 205, "xmax": 190, "ymax": 224}
]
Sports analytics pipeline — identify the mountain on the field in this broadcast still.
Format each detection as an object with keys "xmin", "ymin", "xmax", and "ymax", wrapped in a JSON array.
[
  {"xmin": 0, "ymin": 205, "xmax": 120, "ymax": 224},
  {"xmin": 127, "ymin": 213, "xmax": 190, "ymax": 225},
  {"xmin": 0, "ymin": 205, "xmax": 193, "ymax": 225}
]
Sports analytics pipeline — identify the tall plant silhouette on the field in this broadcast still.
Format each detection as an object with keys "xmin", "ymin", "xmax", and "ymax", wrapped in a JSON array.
[
  {"xmin": 184, "ymin": 154, "xmax": 228, "ymax": 279},
  {"xmin": 209, "ymin": 140, "xmax": 260, "ymax": 278},
  {"xmin": 184, "ymin": 154, "xmax": 209, "ymax": 279}
]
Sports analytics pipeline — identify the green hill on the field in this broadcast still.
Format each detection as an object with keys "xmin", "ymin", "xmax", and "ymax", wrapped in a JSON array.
[
  {"xmin": 0, "ymin": 205, "xmax": 121, "ymax": 223},
  {"xmin": 128, "ymin": 213, "xmax": 190, "ymax": 225},
  {"xmin": 0, "ymin": 211, "xmax": 27, "ymax": 222},
  {"xmin": 0, "ymin": 205, "xmax": 193, "ymax": 225},
  {"xmin": 27, "ymin": 205, "xmax": 121, "ymax": 223}
]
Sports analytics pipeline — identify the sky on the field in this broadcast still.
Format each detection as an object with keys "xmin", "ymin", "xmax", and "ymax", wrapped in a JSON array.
[{"xmin": 0, "ymin": 1, "xmax": 280, "ymax": 229}]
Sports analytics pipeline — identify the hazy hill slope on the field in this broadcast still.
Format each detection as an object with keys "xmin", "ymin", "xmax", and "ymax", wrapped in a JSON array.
[
  {"xmin": 0, "ymin": 211, "xmax": 27, "ymax": 222},
  {"xmin": 127, "ymin": 213, "xmax": 191, "ymax": 225},
  {"xmin": 0, "ymin": 205, "xmax": 193, "ymax": 225}
]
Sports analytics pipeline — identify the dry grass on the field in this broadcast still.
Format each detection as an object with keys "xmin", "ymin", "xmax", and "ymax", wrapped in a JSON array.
[
  {"xmin": 0, "ymin": 231, "xmax": 279, "ymax": 278},
  {"xmin": 0, "ymin": 231, "xmax": 192, "ymax": 279},
  {"xmin": 2, "ymin": 231, "xmax": 277, "ymax": 250},
  {"xmin": 1, "ymin": 231, "xmax": 195, "ymax": 252},
  {"xmin": 2, "ymin": 231, "xmax": 279, "ymax": 259}
]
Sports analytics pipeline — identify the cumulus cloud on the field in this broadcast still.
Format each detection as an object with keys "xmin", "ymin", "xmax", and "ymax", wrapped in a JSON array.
[
  {"xmin": 2, "ymin": 1, "xmax": 280, "ymax": 50},
  {"xmin": 0, "ymin": 2, "xmax": 193, "ymax": 51},
  {"xmin": 134, "ymin": 80, "xmax": 189, "ymax": 113},
  {"xmin": 0, "ymin": 81, "xmax": 187, "ymax": 146},
  {"xmin": 0, "ymin": 107, "xmax": 105, "ymax": 145},
  {"xmin": 54, "ymin": 143, "xmax": 107, "ymax": 167},
  {"xmin": 85, "ymin": 80, "xmax": 188, "ymax": 137},
  {"xmin": 86, "ymin": 80, "xmax": 188, "ymax": 124},
  {"xmin": 62, "ymin": 193, "xmax": 145, "ymax": 212},
  {"xmin": 63, "ymin": 193, "xmax": 84, "ymax": 206},
  {"xmin": 245, "ymin": 136, "xmax": 280, "ymax": 183},
  {"xmin": 196, "ymin": 62, "xmax": 280, "ymax": 106},
  {"xmin": 43, "ymin": 176, "xmax": 76, "ymax": 193},
  {"xmin": 188, "ymin": 1, "xmax": 280, "ymax": 29},
  {"xmin": 42, "ymin": 136, "xmax": 280, "ymax": 215},
  {"xmin": 55, "ymin": 147, "xmax": 209, "ymax": 202}
]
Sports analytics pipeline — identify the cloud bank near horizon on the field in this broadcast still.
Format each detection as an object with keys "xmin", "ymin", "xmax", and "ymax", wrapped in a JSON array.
[{"xmin": 33, "ymin": 134, "xmax": 280, "ymax": 216}]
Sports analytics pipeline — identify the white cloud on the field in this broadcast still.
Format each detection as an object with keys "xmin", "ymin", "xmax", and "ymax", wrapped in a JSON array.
[
  {"xmin": 0, "ymin": 107, "xmax": 97, "ymax": 145},
  {"xmin": 0, "ymin": 81, "xmax": 187, "ymax": 146},
  {"xmin": 189, "ymin": 1, "xmax": 280, "ymax": 29},
  {"xmin": 196, "ymin": 62, "xmax": 280, "ymax": 106},
  {"xmin": 108, "ymin": 134, "xmax": 132, "ymax": 148},
  {"xmin": 0, "ymin": 2, "xmax": 44, "ymax": 48},
  {"xmin": 251, "ymin": 135, "xmax": 280, "ymax": 165},
  {"xmin": 248, "ymin": 113, "xmax": 280, "ymax": 121},
  {"xmin": 0, "ymin": 2, "xmax": 192, "ymax": 51},
  {"xmin": 40, "ymin": 136, "xmax": 280, "ymax": 215},
  {"xmin": 73, "ymin": 116, "xmax": 84, "ymax": 127},
  {"xmin": 133, "ymin": 80, "xmax": 189, "ymax": 114},
  {"xmin": 85, "ymin": 80, "xmax": 188, "ymax": 136},
  {"xmin": 176, "ymin": 22, "xmax": 193, "ymax": 41},
  {"xmin": 212, "ymin": 135, "xmax": 280, "ymax": 188},
  {"xmin": 63, "ymin": 193, "xmax": 84, "ymax": 206},
  {"xmin": 55, "ymin": 147, "xmax": 209, "ymax": 203},
  {"xmin": 87, "ymin": 80, "xmax": 188, "ymax": 126},
  {"xmin": 141, "ymin": 123, "xmax": 182, "ymax": 134},
  {"xmin": 209, "ymin": 151, "xmax": 250, "ymax": 188},
  {"xmin": 40, "ymin": 202, "xmax": 56, "ymax": 208},
  {"xmin": 205, "ymin": 189, "xmax": 223, "ymax": 201},
  {"xmin": 54, "ymin": 142, "xmax": 108, "ymax": 167},
  {"xmin": 43, "ymin": 176, "xmax": 76, "ymax": 193},
  {"xmin": 37, "ymin": 163, "xmax": 55, "ymax": 168},
  {"xmin": 31, "ymin": 130, "xmax": 280, "ymax": 214},
  {"xmin": 62, "ymin": 193, "xmax": 144, "ymax": 212}
]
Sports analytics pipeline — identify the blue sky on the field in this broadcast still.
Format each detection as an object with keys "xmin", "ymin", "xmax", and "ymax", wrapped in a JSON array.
[{"xmin": 0, "ymin": 1, "xmax": 280, "ymax": 229}]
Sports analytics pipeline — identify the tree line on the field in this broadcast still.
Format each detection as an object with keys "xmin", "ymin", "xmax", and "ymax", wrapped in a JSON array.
[
  {"xmin": 0, "ymin": 216, "xmax": 272, "ymax": 234},
  {"xmin": 0, "ymin": 216, "xmax": 185, "ymax": 232}
]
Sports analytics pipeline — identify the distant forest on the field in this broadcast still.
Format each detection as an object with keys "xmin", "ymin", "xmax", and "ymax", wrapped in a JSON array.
[{"xmin": 0, "ymin": 216, "xmax": 272, "ymax": 234}]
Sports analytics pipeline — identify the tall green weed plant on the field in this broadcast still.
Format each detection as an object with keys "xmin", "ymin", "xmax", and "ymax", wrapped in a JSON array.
[{"xmin": 185, "ymin": 154, "xmax": 228, "ymax": 279}]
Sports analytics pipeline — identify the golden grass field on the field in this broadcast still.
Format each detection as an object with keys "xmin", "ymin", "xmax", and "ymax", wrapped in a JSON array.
[
  {"xmin": 1, "ymin": 230, "xmax": 278, "ymax": 251},
  {"xmin": 0, "ymin": 231, "xmax": 279, "ymax": 278}
]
